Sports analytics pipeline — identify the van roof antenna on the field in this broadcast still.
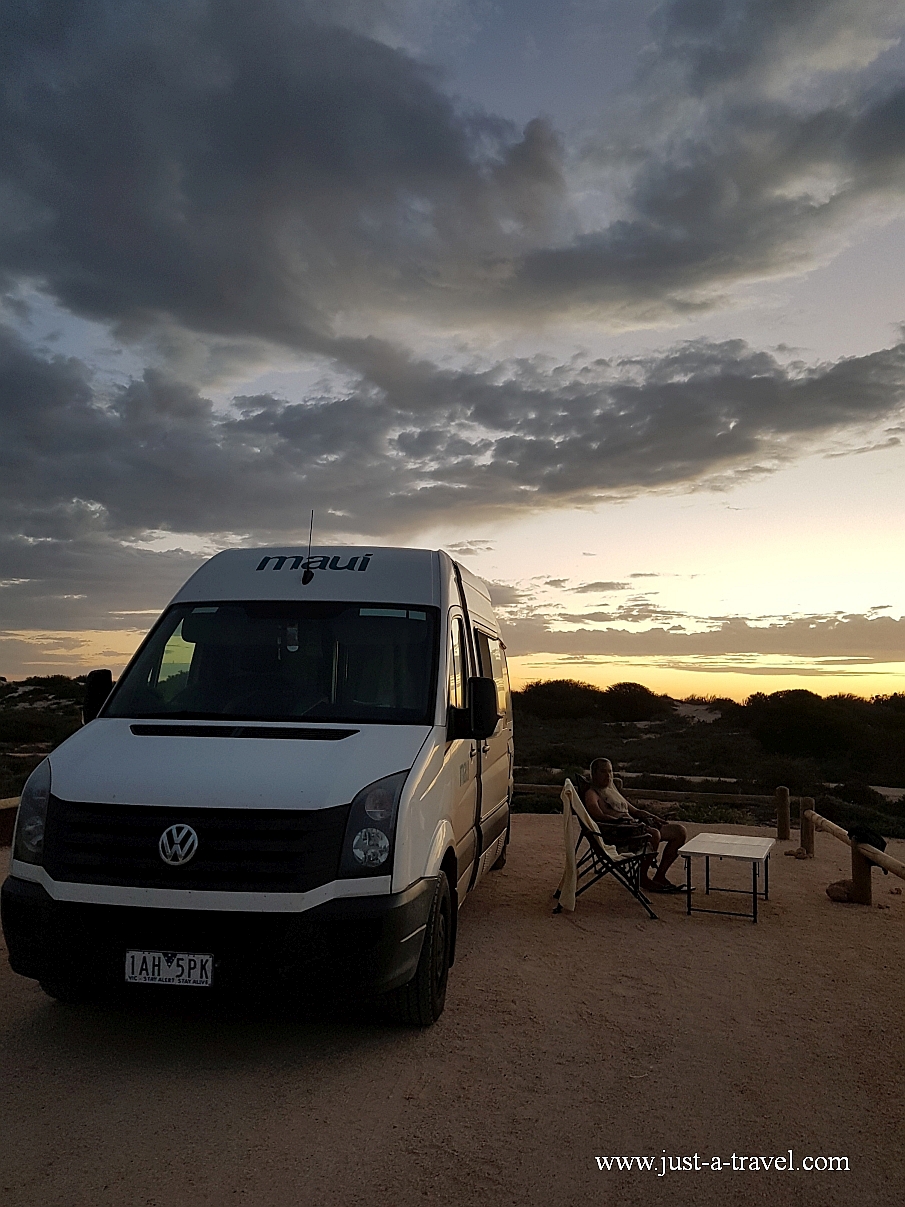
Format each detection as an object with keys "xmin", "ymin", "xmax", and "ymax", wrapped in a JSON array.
[{"xmin": 301, "ymin": 510, "xmax": 315, "ymax": 584}]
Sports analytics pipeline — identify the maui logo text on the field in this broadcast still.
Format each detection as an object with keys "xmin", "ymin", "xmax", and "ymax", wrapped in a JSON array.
[{"xmin": 256, "ymin": 554, "xmax": 372, "ymax": 572}]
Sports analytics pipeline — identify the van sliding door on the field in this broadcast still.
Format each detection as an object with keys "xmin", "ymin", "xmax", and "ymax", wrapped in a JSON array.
[
  {"xmin": 473, "ymin": 630, "xmax": 513, "ymax": 878},
  {"xmin": 446, "ymin": 614, "xmax": 479, "ymax": 900}
]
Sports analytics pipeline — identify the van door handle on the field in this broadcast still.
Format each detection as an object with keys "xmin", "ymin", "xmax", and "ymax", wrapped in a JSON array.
[
  {"xmin": 469, "ymin": 744, "xmax": 477, "ymax": 758},
  {"xmin": 481, "ymin": 742, "xmax": 490, "ymax": 754}
]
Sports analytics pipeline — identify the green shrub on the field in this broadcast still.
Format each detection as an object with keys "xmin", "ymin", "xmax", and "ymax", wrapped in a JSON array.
[
  {"xmin": 745, "ymin": 690, "xmax": 859, "ymax": 757},
  {"xmin": 814, "ymin": 794, "xmax": 905, "ymax": 840},
  {"xmin": 672, "ymin": 803, "xmax": 758, "ymax": 826},
  {"xmin": 0, "ymin": 754, "xmax": 46, "ymax": 799},
  {"xmin": 515, "ymin": 679, "xmax": 606, "ymax": 719},
  {"xmin": 600, "ymin": 681, "xmax": 674, "ymax": 722},
  {"xmin": 515, "ymin": 678, "xmax": 675, "ymax": 723},
  {"xmin": 0, "ymin": 675, "xmax": 86, "ymax": 704},
  {"xmin": 834, "ymin": 782, "xmax": 890, "ymax": 809},
  {"xmin": 0, "ymin": 710, "xmax": 81, "ymax": 745},
  {"xmin": 511, "ymin": 791, "xmax": 562, "ymax": 814}
]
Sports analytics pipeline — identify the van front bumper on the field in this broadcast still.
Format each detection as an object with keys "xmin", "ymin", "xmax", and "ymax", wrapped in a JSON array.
[{"xmin": 1, "ymin": 874, "xmax": 436, "ymax": 995}]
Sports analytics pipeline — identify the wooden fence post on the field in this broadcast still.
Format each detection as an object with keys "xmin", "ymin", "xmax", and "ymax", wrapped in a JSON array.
[
  {"xmin": 850, "ymin": 844, "xmax": 873, "ymax": 905},
  {"xmin": 775, "ymin": 786, "xmax": 790, "ymax": 841},
  {"xmin": 800, "ymin": 799, "xmax": 815, "ymax": 857}
]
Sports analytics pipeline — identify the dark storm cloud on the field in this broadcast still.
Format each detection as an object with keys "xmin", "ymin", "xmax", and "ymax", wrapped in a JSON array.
[
  {"xmin": 569, "ymin": 582, "xmax": 630, "ymax": 593},
  {"xmin": 2, "ymin": 0, "xmax": 905, "ymax": 649},
  {"xmin": 0, "ymin": 0, "xmax": 564, "ymax": 341},
  {"xmin": 518, "ymin": 1, "xmax": 905, "ymax": 315},
  {"xmin": 0, "ymin": 535, "xmax": 204, "ymax": 632},
  {"xmin": 522, "ymin": 87, "xmax": 905, "ymax": 312},
  {"xmin": 444, "ymin": 539, "xmax": 496, "ymax": 556},
  {"xmin": 2, "ymin": 322, "xmax": 904, "ymax": 562},
  {"xmin": 500, "ymin": 611, "xmax": 905, "ymax": 664},
  {"xmin": 648, "ymin": 0, "xmax": 902, "ymax": 94},
  {"xmin": 2, "ymin": 1, "xmax": 903, "ymax": 339},
  {"xmin": 485, "ymin": 581, "xmax": 526, "ymax": 608}
]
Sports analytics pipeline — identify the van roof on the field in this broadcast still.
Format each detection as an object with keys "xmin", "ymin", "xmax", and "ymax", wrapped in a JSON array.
[{"xmin": 170, "ymin": 546, "xmax": 489, "ymax": 609}]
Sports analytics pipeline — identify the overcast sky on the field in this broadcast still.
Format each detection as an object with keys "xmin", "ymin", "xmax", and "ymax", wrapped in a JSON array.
[{"xmin": 1, "ymin": 0, "xmax": 904, "ymax": 696}]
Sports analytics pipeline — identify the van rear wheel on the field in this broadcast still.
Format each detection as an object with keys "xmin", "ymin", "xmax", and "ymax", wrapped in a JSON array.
[{"xmin": 380, "ymin": 872, "xmax": 451, "ymax": 1027}]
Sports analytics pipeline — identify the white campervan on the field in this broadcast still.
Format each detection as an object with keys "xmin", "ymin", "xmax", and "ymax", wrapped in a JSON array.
[{"xmin": 2, "ymin": 548, "xmax": 513, "ymax": 1024}]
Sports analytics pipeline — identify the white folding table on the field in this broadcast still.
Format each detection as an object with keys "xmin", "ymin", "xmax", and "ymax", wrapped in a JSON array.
[{"xmin": 679, "ymin": 833, "xmax": 775, "ymax": 923}]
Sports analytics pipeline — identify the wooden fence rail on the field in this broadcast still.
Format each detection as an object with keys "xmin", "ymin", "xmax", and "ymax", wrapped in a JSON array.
[
  {"xmin": 801, "ymin": 807, "xmax": 905, "ymax": 905},
  {"xmin": 513, "ymin": 782, "xmax": 795, "ymax": 812}
]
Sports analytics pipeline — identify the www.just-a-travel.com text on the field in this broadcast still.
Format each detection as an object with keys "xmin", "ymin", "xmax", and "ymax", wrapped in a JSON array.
[{"xmin": 595, "ymin": 1152, "xmax": 849, "ymax": 1174}]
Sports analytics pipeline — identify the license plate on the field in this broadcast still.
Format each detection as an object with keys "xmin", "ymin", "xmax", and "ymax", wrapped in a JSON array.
[{"xmin": 125, "ymin": 950, "xmax": 213, "ymax": 987}]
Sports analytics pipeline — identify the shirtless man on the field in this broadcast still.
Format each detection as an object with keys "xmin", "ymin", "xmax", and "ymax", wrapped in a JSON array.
[{"xmin": 583, "ymin": 757, "xmax": 687, "ymax": 893}]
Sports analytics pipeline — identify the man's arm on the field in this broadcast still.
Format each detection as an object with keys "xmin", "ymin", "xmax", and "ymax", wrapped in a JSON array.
[{"xmin": 628, "ymin": 802, "xmax": 665, "ymax": 826}]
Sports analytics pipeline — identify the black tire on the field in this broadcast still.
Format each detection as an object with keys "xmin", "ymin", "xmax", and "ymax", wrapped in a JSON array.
[
  {"xmin": 380, "ymin": 872, "xmax": 451, "ymax": 1027},
  {"xmin": 39, "ymin": 977, "xmax": 96, "ymax": 1004}
]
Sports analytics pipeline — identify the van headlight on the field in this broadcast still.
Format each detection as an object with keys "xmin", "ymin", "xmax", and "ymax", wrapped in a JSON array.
[
  {"xmin": 339, "ymin": 770, "xmax": 408, "ymax": 878},
  {"xmin": 13, "ymin": 759, "xmax": 51, "ymax": 865},
  {"xmin": 351, "ymin": 828, "xmax": 391, "ymax": 868}
]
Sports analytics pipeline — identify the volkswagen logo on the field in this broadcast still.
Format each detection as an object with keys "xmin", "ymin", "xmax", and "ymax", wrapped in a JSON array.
[{"xmin": 158, "ymin": 823, "xmax": 199, "ymax": 866}]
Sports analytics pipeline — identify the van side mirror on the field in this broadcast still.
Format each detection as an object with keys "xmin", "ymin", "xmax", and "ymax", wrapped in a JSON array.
[
  {"xmin": 468, "ymin": 676, "xmax": 499, "ymax": 740},
  {"xmin": 446, "ymin": 678, "xmax": 499, "ymax": 741},
  {"xmin": 83, "ymin": 668, "xmax": 114, "ymax": 724}
]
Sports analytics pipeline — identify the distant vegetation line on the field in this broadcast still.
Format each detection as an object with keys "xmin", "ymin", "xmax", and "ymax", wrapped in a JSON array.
[
  {"xmin": 2, "ymin": 675, "xmax": 905, "ymax": 837},
  {"xmin": 512, "ymin": 679, "xmax": 905, "ymax": 837}
]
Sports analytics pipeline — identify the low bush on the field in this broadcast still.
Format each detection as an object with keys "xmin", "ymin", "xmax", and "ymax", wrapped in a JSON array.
[
  {"xmin": 0, "ymin": 710, "xmax": 81, "ymax": 745},
  {"xmin": 511, "ymin": 791, "xmax": 562, "ymax": 815},
  {"xmin": 516, "ymin": 679, "xmax": 606, "ymax": 719},
  {"xmin": 813, "ymin": 794, "xmax": 905, "ymax": 840},
  {"xmin": 516, "ymin": 678, "xmax": 675, "ymax": 723},
  {"xmin": 0, "ymin": 754, "xmax": 46, "ymax": 800},
  {"xmin": 600, "ymin": 681, "xmax": 674, "ymax": 722},
  {"xmin": 833, "ymin": 782, "xmax": 890, "ymax": 809},
  {"xmin": 672, "ymin": 803, "xmax": 760, "ymax": 827}
]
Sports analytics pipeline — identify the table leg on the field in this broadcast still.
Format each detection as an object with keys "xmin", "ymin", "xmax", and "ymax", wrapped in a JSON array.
[
  {"xmin": 764, "ymin": 854, "xmax": 769, "ymax": 900},
  {"xmin": 752, "ymin": 860, "xmax": 758, "ymax": 923},
  {"xmin": 685, "ymin": 856, "xmax": 692, "ymax": 916},
  {"xmin": 705, "ymin": 856, "xmax": 710, "ymax": 895}
]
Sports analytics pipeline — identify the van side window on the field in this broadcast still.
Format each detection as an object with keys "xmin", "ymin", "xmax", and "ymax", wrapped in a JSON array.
[
  {"xmin": 474, "ymin": 630, "xmax": 492, "ymax": 677},
  {"xmin": 489, "ymin": 639, "xmax": 511, "ymax": 716},
  {"xmin": 448, "ymin": 617, "xmax": 467, "ymax": 709},
  {"xmin": 475, "ymin": 629, "xmax": 510, "ymax": 716}
]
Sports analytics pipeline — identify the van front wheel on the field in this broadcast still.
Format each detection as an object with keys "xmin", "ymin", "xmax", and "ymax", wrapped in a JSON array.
[
  {"xmin": 39, "ymin": 977, "xmax": 96, "ymax": 1004},
  {"xmin": 380, "ymin": 872, "xmax": 451, "ymax": 1027}
]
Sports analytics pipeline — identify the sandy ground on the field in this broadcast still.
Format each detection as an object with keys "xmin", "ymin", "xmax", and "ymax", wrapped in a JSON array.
[{"xmin": 1, "ymin": 818, "xmax": 903, "ymax": 1207}]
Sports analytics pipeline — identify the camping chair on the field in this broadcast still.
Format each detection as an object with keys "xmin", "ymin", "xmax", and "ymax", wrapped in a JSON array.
[{"xmin": 554, "ymin": 778, "xmax": 658, "ymax": 920}]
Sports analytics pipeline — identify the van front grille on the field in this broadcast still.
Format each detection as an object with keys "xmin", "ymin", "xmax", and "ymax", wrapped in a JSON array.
[{"xmin": 42, "ymin": 796, "xmax": 350, "ymax": 893}]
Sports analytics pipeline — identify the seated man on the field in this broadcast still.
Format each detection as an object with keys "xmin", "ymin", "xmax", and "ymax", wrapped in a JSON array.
[{"xmin": 583, "ymin": 757, "xmax": 687, "ymax": 893}]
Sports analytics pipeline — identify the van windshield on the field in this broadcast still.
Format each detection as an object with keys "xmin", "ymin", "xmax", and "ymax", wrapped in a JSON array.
[{"xmin": 105, "ymin": 602, "xmax": 439, "ymax": 724}]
